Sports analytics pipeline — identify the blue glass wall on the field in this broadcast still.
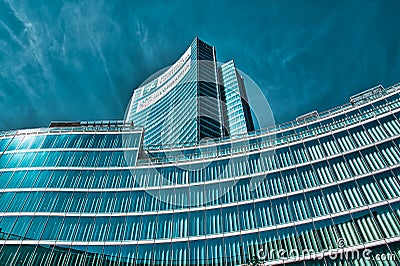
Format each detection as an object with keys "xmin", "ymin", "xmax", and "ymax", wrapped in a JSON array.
[{"xmin": 219, "ymin": 60, "xmax": 255, "ymax": 136}]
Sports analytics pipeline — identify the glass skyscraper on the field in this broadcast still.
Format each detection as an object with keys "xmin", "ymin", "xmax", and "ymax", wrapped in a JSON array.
[
  {"xmin": 125, "ymin": 38, "xmax": 254, "ymax": 147},
  {"xmin": 219, "ymin": 60, "xmax": 255, "ymax": 137},
  {"xmin": 1, "ymin": 39, "xmax": 400, "ymax": 265}
]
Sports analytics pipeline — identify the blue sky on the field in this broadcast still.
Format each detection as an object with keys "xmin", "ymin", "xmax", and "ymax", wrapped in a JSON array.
[{"xmin": 0, "ymin": 0, "xmax": 399, "ymax": 131}]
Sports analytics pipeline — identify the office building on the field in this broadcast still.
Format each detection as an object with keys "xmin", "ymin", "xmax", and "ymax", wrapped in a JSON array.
[{"xmin": 1, "ymin": 40, "xmax": 400, "ymax": 265}]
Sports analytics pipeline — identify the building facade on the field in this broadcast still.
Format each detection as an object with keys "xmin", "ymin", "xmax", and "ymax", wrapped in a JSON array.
[
  {"xmin": 125, "ymin": 38, "xmax": 254, "ymax": 147},
  {"xmin": 125, "ymin": 38, "xmax": 224, "ymax": 146},
  {"xmin": 219, "ymin": 60, "xmax": 255, "ymax": 137},
  {"xmin": 1, "ymin": 40, "xmax": 400, "ymax": 265}
]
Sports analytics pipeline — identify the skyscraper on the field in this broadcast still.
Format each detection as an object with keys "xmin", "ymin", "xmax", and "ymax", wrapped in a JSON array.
[
  {"xmin": 219, "ymin": 60, "xmax": 255, "ymax": 136},
  {"xmin": 125, "ymin": 38, "xmax": 254, "ymax": 147},
  {"xmin": 1, "ymin": 39, "xmax": 400, "ymax": 265}
]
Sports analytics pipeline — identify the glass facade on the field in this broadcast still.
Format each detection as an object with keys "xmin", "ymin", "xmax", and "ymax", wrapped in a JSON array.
[
  {"xmin": 1, "ymin": 40, "xmax": 400, "ymax": 265},
  {"xmin": 126, "ymin": 38, "xmax": 226, "ymax": 147},
  {"xmin": 219, "ymin": 60, "xmax": 255, "ymax": 136},
  {"xmin": 125, "ymin": 38, "xmax": 254, "ymax": 148}
]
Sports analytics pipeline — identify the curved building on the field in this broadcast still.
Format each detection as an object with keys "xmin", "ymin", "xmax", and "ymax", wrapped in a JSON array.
[{"xmin": 1, "ymin": 39, "xmax": 400, "ymax": 265}]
